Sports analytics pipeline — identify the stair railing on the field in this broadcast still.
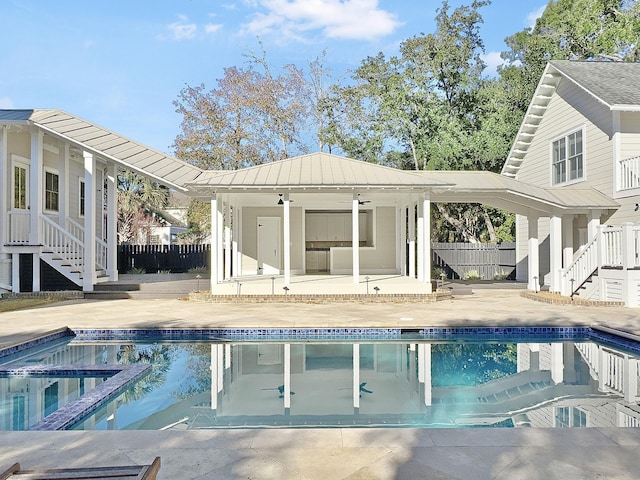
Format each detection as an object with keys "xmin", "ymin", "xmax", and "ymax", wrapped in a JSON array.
[
  {"xmin": 41, "ymin": 216, "xmax": 84, "ymax": 271},
  {"xmin": 560, "ymin": 232, "xmax": 599, "ymax": 296}
]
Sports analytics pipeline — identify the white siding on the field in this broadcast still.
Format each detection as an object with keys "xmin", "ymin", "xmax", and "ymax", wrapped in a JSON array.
[{"xmin": 620, "ymin": 111, "xmax": 640, "ymax": 159}]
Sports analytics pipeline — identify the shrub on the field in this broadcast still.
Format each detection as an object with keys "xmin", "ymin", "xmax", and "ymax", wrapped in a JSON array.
[
  {"xmin": 464, "ymin": 269, "xmax": 481, "ymax": 280},
  {"xmin": 127, "ymin": 267, "xmax": 146, "ymax": 274}
]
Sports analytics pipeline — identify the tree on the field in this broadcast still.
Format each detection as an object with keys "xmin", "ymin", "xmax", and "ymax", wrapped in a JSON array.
[
  {"xmin": 117, "ymin": 170, "xmax": 170, "ymax": 244},
  {"xmin": 173, "ymin": 46, "xmax": 310, "ymax": 169}
]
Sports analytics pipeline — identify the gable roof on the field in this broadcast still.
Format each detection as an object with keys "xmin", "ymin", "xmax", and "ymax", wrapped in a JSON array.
[
  {"xmin": 186, "ymin": 152, "xmax": 452, "ymax": 193},
  {"xmin": 501, "ymin": 61, "xmax": 640, "ymax": 178},
  {"xmin": 0, "ymin": 109, "xmax": 202, "ymax": 190}
]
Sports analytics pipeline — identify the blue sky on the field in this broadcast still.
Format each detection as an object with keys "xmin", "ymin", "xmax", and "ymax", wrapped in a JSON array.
[{"xmin": 0, "ymin": 0, "xmax": 546, "ymax": 155}]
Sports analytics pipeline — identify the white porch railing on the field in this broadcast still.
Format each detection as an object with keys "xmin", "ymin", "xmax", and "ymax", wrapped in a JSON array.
[
  {"xmin": 96, "ymin": 238, "xmax": 108, "ymax": 271},
  {"xmin": 66, "ymin": 217, "xmax": 85, "ymax": 243},
  {"xmin": 560, "ymin": 224, "xmax": 640, "ymax": 297},
  {"xmin": 42, "ymin": 216, "xmax": 84, "ymax": 272},
  {"xmin": 8, "ymin": 210, "xmax": 30, "ymax": 244},
  {"xmin": 560, "ymin": 233, "xmax": 598, "ymax": 296},
  {"xmin": 619, "ymin": 155, "xmax": 640, "ymax": 191}
]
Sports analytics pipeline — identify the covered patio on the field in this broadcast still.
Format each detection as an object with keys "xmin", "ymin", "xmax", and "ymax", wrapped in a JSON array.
[{"xmin": 185, "ymin": 153, "xmax": 618, "ymax": 296}]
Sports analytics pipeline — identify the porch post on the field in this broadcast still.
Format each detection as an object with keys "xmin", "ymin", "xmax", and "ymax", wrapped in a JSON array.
[
  {"xmin": 283, "ymin": 193, "xmax": 291, "ymax": 285},
  {"xmin": 549, "ymin": 214, "xmax": 562, "ymax": 293},
  {"xmin": 83, "ymin": 151, "xmax": 96, "ymax": 292},
  {"xmin": 408, "ymin": 201, "xmax": 416, "ymax": 278},
  {"xmin": 352, "ymin": 193, "xmax": 359, "ymax": 284},
  {"xmin": 527, "ymin": 216, "xmax": 540, "ymax": 291},
  {"xmin": 210, "ymin": 194, "xmax": 223, "ymax": 288},
  {"xmin": 422, "ymin": 194, "xmax": 432, "ymax": 292},
  {"xmin": 562, "ymin": 215, "xmax": 574, "ymax": 269},
  {"xmin": 58, "ymin": 144, "xmax": 69, "ymax": 227},
  {"xmin": 29, "ymin": 130, "xmax": 43, "ymax": 246},
  {"xmin": 399, "ymin": 204, "xmax": 407, "ymax": 276},
  {"xmin": 106, "ymin": 162, "xmax": 118, "ymax": 281},
  {"xmin": 224, "ymin": 198, "xmax": 231, "ymax": 281},
  {"xmin": 30, "ymin": 131, "xmax": 44, "ymax": 291},
  {"xmin": 231, "ymin": 202, "xmax": 239, "ymax": 277},
  {"xmin": 11, "ymin": 253, "xmax": 19, "ymax": 293},
  {"xmin": 417, "ymin": 200, "xmax": 424, "ymax": 281},
  {"xmin": 0, "ymin": 127, "xmax": 7, "ymax": 248},
  {"xmin": 587, "ymin": 210, "xmax": 601, "ymax": 240}
]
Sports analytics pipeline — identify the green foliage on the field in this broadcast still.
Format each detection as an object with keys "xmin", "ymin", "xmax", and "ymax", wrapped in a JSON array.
[
  {"xmin": 431, "ymin": 343, "xmax": 517, "ymax": 386},
  {"xmin": 127, "ymin": 267, "xmax": 146, "ymax": 274},
  {"xmin": 177, "ymin": 199, "xmax": 211, "ymax": 244}
]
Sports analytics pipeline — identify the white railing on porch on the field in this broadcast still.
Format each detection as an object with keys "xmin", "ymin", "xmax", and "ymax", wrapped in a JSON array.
[
  {"xmin": 560, "ymin": 233, "xmax": 598, "ymax": 296},
  {"xmin": 619, "ymin": 155, "xmax": 640, "ymax": 191},
  {"xmin": 42, "ymin": 216, "xmax": 84, "ymax": 271},
  {"xmin": 560, "ymin": 224, "xmax": 640, "ymax": 296},
  {"xmin": 66, "ymin": 217, "xmax": 85, "ymax": 243},
  {"xmin": 8, "ymin": 210, "xmax": 30, "ymax": 244},
  {"xmin": 96, "ymin": 238, "xmax": 108, "ymax": 272}
]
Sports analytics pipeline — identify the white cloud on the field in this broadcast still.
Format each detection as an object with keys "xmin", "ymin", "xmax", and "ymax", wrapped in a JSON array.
[
  {"xmin": 481, "ymin": 51, "xmax": 504, "ymax": 76},
  {"xmin": 205, "ymin": 23, "xmax": 223, "ymax": 34},
  {"xmin": 526, "ymin": 4, "xmax": 546, "ymax": 29},
  {"xmin": 0, "ymin": 97, "xmax": 14, "ymax": 108},
  {"xmin": 242, "ymin": 0, "xmax": 402, "ymax": 42},
  {"xmin": 167, "ymin": 15, "xmax": 198, "ymax": 40}
]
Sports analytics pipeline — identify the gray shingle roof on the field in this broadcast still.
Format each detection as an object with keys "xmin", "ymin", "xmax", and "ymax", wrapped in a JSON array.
[
  {"xmin": 550, "ymin": 60, "xmax": 640, "ymax": 108},
  {"xmin": 0, "ymin": 109, "xmax": 202, "ymax": 190}
]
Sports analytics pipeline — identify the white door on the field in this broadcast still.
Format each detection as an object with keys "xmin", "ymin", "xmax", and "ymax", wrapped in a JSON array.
[{"xmin": 257, "ymin": 217, "xmax": 280, "ymax": 275}]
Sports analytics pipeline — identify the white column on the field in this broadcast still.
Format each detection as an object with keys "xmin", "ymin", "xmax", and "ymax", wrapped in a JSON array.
[
  {"xmin": 353, "ymin": 343, "xmax": 360, "ymax": 409},
  {"xmin": 399, "ymin": 205, "xmax": 406, "ymax": 276},
  {"xmin": 224, "ymin": 198, "xmax": 231, "ymax": 280},
  {"xmin": 283, "ymin": 344, "xmax": 291, "ymax": 409},
  {"xmin": 210, "ymin": 196, "xmax": 220, "ymax": 290},
  {"xmin": 11, "ymin": 253, "xmax": 19, "ymax": 293},
  {"xmin": 624, "ymin": 358, "xmax": 638, "ymax": 403},
  {"xmin": 587, "ymin": 210, "xmax": 601, "ymax": 240},
  {"xmin": 549, "ymin": 214, "xmax": 562, "ymax": 293},
  {"xmin": 58, "ymin": 144, "xmax": 69, "ymax": 227},
  {"xmin": 422, "ymin": 194, "xmax": 432, "ymax": 292},
  {"xmin": 83, "ymin": 151, "xmax": 96, "ymax": 292},
  {"xmin": 0, "ymin": 127, "xmax": 7, "ymax": 248},
  {"xmin": 106, "ymin": 163, "xmax": 118, "ymax": 281},
  {"xmin": 562, "ymin": 215, "xmax": 574, "ymax": 269},
  {"xmin": 352, "ymin": 193, "xmax": 360, "ymax": 284},
  {"xmin": 408, "ymin": 201, "xmax": 416, "ymax": 278},
  {"xmin": 29, "ymin": 130, "xmax": 43, "ymax": 246},
  {"xmin": 527, "ymin": 216, "xmax": 540, "ymax": 291},
  {"xmin": 283, "ymin": 193, "xmax": 291, "ymax": 285},
  {"xmin": 417, "ymin": 200, "xmax": 424, "ymax": 281},
  {"xmin": 231, "ymin": 203, "xmax": 239, "ymax": 277}
]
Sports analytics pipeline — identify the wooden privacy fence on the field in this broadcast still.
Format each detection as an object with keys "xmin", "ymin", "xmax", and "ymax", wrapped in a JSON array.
[
  {"xmin": 118, "ymin": 244, "xmax": 210, "ymax": 273},
  {"xmin": 432, "ymin": 242, "xmax": 516, "ymax": 280}
]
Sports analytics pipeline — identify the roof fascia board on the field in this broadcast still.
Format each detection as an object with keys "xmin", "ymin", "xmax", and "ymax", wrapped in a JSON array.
[
  {"xmin": 501, "ymin": 63, "xmax": 561, "ymax": 177},
  {"xmin": 31, "ymin": 122, "xmax": 192, "ymax": 191},
  {"xmin": 610, "ymin": 104, "xmax": 640, "ymax": 112}
]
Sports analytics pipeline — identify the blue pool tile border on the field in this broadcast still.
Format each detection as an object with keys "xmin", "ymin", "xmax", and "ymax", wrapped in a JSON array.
[
  {"xmin": 0, "ymin": 327, "xmax": 74, "ymax": 360},
  {"xmin": 70, "ymin": 326, "xmax": 594, "ymax": 342}
]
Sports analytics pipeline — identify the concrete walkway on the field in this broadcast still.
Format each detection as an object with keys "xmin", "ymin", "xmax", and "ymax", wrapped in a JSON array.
[{"xmin": 1, "ymin": 290, "xmax": 640, "ymax": 479}]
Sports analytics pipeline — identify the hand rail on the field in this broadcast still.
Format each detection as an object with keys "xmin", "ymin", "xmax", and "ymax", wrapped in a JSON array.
[
  {"xmin": 41, "ymin": 216, "xmax": 84, "ymax": 271},
  {"xmin": 560, "ymin": 233, "xmax": 598, "ymax": 296},
  {"xmin": 96, "ymin": 237, "xmax": 108, "ymax": 271}
]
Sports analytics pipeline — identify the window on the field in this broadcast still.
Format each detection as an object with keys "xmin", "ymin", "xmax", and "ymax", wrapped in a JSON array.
[
  {"xmin": 552, "ymin": 129, "xmax": 583, "ymax": 185},
  {"xmin": 44, "ymin": 169, "xmax": 59, "ymax": 212},
  {"xmin": 79, "ymin": 179, "xmax": 85, "ymax": 217},
  {"xmin": 13, "ymin": 163, "xmax": 28, "ymax": 210}
]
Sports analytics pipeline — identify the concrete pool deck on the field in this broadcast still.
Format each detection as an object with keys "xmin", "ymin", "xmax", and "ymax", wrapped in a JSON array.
[{"xmin": 1, "ymin": 289, "xmax": 640, "ymax": 479}]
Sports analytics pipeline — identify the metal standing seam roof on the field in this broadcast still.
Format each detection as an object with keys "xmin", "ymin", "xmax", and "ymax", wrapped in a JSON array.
[
  {"xmin": 416, "ymin": 171, "xmax": 619, "ymax": 211},
  {"xmin": 0, "ymin": 109, "xmax": 203, "ymax": 190},
  {"xmin": 501, "ymin": 61, "xmax": 640, "ymax": 179},
  {"xmin": 186, "ymin": 152, "xmax": 453, "ymax": 190}
]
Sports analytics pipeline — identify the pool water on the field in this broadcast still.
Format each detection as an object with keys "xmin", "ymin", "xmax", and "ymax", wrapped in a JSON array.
[{"xmin": 2, "ymin": 331, "xmax": 639, "ymax": 430}]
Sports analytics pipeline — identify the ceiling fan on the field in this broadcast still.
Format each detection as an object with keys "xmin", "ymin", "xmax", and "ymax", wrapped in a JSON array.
[{"xmin": 339, "ymin": 194, "xmax": 371, "ymax": 206}]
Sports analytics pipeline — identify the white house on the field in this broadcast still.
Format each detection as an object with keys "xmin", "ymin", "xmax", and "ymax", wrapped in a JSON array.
[
  {"xmin": 1, "ymin": 61, "xmax": 638, "ymax": 305},
  {"xmin": 0, "ymin": 109, "xmax": 199, "ymax": 292},
  {"xmin": 502, "ymin": 61, "xmax": 640, "ymax": 306}
]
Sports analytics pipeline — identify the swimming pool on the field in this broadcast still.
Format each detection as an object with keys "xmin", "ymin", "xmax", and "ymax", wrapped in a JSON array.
[{"xmin": 1, "ymin": 327, "xmax": 639, "ymax": 431}]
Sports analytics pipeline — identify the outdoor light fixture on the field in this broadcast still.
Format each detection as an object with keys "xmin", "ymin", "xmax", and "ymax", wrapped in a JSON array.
[
  {"xmin": 283, "ymin": 286, "xmax": 290, "ymax": 295},
  {"xmin": 277, "ymin": 194, "xmax": 284, "ymax": 205}
]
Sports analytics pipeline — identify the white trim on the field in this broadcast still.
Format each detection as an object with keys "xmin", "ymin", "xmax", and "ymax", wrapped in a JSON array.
[
  {"xmin": 549, "ymin": 125, "xmax": 586, "ymax": 187},
  {"xmin": 78, "ymin": 177, "xmax": 86, "ymax": 218},
  {"xmin": 11, "ymin": 154, "xmax": 30, "ymax": 210},
  {"xmin": 43, "ymin": 166, "xmax": 60, "ymax": 214}
]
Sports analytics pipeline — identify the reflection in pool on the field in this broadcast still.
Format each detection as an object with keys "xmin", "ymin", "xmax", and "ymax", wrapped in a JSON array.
[{"xmin": 2, "ymin": 334, "xmax": 638, "ymax": 430}]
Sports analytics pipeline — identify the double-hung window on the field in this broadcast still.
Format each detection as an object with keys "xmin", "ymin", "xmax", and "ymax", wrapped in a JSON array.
[
  {"xmin": 44, "ymin": 169, "xmax": 60, "ymax": 212},
  {"xmin": 552, "ymin": 129, "xmax": 583, "ymax": 185}
]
